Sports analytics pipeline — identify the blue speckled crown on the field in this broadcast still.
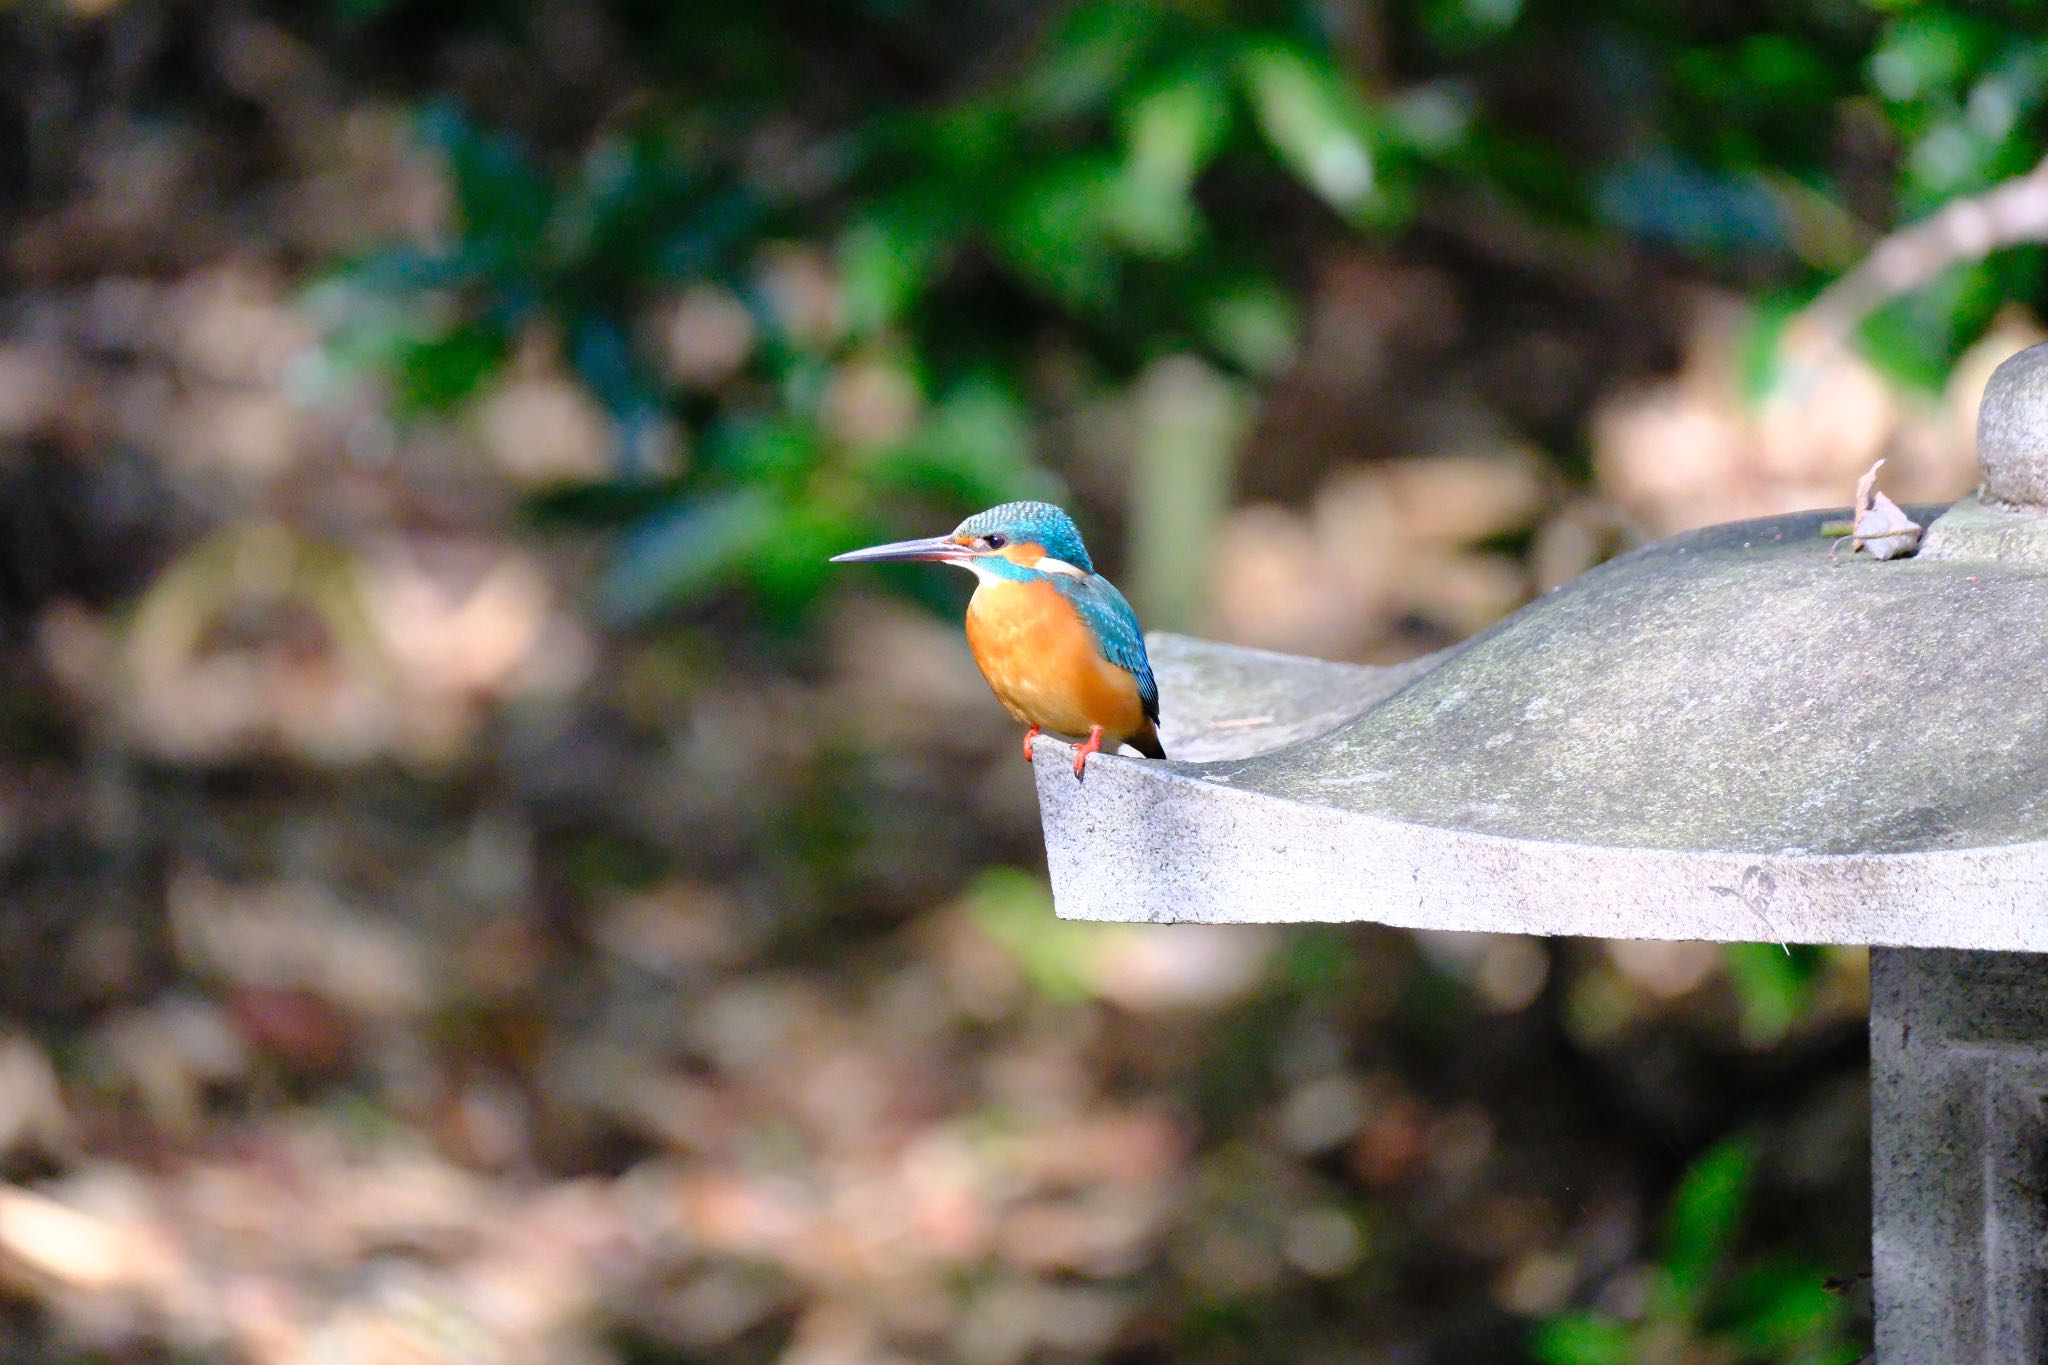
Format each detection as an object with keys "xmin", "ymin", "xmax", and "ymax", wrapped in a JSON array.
[{"xmin": 953, "ymin": 501, "xmax": 1094, "ymax": 573}]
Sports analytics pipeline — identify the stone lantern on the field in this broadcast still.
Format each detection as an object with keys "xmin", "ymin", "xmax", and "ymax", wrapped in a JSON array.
[{"xmin": 1031, "ymin": 343, "xmax": 2048, "ymax": 1364}]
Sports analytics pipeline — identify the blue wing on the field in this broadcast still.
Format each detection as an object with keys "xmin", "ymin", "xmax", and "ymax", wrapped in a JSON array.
[{"xmin": 1054, "ymin": 572, "xmax": 1159, "ymax": 723}]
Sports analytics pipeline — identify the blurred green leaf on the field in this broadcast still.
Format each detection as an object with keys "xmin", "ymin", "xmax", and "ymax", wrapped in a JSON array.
[
  {"xmin": 961, "ymin": 868, "xmax": 1096, "ymax": 1004},
  {"xmin": 1531, "ymin": 1312, "xmax": 1633, "ymax": 1365},
  {"xmin": 1722, "ymin": 943, "xmax": 1825, "ymax": 1046},
  {"xmin": 1738, "ymin": 294, "xmax": 1812, "ymax": 405},
  {"xmin": 1385, "ymin": 84, "xmax": 1474, "ymax": 157},
  {"xmin": 395, "ymin": 325, "xmax": 507, "ymax": 414},
  {"xmin": 1237, "ymin": 43, "xmax": 1383, "ymax": 218},
  {"xmin": 1903, "ymin": 114, "xmax": 2007, "ymax": 202},
  {"xmin": 1123, "ymin": 68, "xmax": 1232, "ymax": 190},
  {"xmin": 1108, "ymin": 67, "xmax": 1234, "ymax": 255},
  {"xmin": 840, "ymin": 205, "xmax": 954, "ymax": 335},
  {"xmin": 1278, "ymin": 929, "xmax": 1351, "ymax": 998},
  {"xmin": 1871, "ymin": 13, "xmax": 1999, "ymax": 103},
  {"xmin": 996, "ymin": 156, "xmax": 1125, "ymax": 308},
  {"xmin": 1716, "ymin": 1256, "xmax": 1843, "ymax": 1351},
  {"xmin": 1737, "ymin": 35, "xmax": 1836, "ymax": 101},
  {"xmin": 1420, "ymin": 0, "xmax": 1525, "ymax": 53},
  {"xmin": 747, "ymin": 498, "xmax": 862, "ymax": 616},
  {"xmin": 865, "ymin": 379, "xmax": 1051, "ymax": 508},
  {"xmin": 920, "ymin": 102, "xmax": 1017, "ymax": 180},
  {"xmin": 1105, "ymin": 173, "xmax": 1201, "ymax": 258},
  {"xmin": 1024, "ymin": 0, "xmax": 1165, "ymax": 121},
  {"xmin": 707, "ymin": 416, "xmax": 825, "ymax": 489},
  {"xmin": 1201, "ymin": 278, "xmax": 1298, "ymax": 375},
  {"xmin": 1661, "ymin": 1137, "xmax": 1757, "ymax": 1311},
  {"xmin": 1451, "ymin": 126, "xmax": 1593, "ymax": 224},
  {"xmin": 420, "ymin": 103, "xmax": 552, "ymax": 251},
  {"xmin": 1858, "ymin": 258, "xmax": 2005, "ymax": 390}
]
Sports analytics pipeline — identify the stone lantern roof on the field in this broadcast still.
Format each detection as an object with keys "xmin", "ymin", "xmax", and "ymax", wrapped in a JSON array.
[
  {"xmin": 1026, "ymin": 340, "xmax": 2048, "ymax": 1365},
  {"xmin": 1032, "ymin": 345, "xmax": 2048, "ymax": 952}
]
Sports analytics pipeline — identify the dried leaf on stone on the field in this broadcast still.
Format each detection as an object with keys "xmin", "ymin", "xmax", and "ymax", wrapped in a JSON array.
[
  {"xmin": 1857, "ymin": 490, "xmax": 1921, "ymax": 560},
  {"xmin": 1830, "ymin": 459, "xmax": 1922, "ymax": 561}
]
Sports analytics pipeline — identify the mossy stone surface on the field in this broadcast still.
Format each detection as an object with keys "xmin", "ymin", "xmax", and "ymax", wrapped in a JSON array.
[{"xmin": 1245, "ymin": 507, "xmax": 2048, "ymax": 854}]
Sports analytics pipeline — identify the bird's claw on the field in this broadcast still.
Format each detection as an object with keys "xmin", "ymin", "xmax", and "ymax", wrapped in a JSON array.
[
  {"xmin": 1071, "ymin": 725, "xmax": 1105, "ymax": 780},
  {"xmin": 1021, "ymin": 725, "xmax": 1039, "ymax": 764}
]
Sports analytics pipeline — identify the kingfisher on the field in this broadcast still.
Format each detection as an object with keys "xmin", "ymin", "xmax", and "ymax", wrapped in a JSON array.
[{"xmin": 831, "ymin": 501, "xmax": 1164, "ymax": 778}]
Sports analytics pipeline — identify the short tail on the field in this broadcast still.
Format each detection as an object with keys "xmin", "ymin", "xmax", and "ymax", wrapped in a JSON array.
[{"xmin": 1128, "ymin": 716, "xmax": 1166, "ymax": 760}]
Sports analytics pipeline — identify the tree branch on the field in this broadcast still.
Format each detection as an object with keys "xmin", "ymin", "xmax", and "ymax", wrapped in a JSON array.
[{"xmin": 1797, "ymin": 153, "xmax": 2048, "ymax": 346}]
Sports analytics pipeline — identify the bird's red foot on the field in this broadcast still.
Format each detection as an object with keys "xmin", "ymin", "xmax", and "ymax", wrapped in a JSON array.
[
  {"xmin": 1072, "ymin": 725, "xmax": 1105, "ymax": 779},
  {"xmin": 1021, "ymin": 725, "xmax": 1040, "ymax": 764}
]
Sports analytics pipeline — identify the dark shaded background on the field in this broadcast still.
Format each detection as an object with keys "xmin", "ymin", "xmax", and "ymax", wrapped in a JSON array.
[{"xmin": 1, "ymin": 1, "xmax": 2040, "ymax": 1361}]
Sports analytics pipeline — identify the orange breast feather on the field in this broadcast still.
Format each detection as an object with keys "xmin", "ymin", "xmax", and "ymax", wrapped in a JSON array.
[{"xmin": 964, "ymin": 578, "xmax": 1147, "ymax": 743}]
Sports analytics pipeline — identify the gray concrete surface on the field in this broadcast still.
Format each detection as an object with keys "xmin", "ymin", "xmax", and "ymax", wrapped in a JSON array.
[
  {"xmin": 1033, "ymin": 517, "xmax": 2048, "ymax": 946},
  {"xmin": 1873, "ymin": 949, "xmax": 2048, "ymax": 1364},
  {"xmin": 1043, "ymin": 506, "xmax": 2048, "ymax": 882}
]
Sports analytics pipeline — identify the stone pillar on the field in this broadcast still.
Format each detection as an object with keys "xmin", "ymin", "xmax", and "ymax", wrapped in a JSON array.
[{"xmin": 1871, "ymin": 948, "xmax": 2048, "ymax": 1363}]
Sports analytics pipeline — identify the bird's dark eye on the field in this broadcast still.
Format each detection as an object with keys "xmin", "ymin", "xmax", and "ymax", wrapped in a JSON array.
[{"xmin": 984, "ymin": 533, "xmax": 1008, "ymax": 550}]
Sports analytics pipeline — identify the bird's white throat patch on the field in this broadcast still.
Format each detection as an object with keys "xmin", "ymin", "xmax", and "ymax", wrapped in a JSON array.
[
  {"xmin": 954, "ymin": 555, "xmax": 1088, "ymax": 584},
  {"xmin": 955, "ymin": 558, "xmax": 1004, "ymax": 586}
]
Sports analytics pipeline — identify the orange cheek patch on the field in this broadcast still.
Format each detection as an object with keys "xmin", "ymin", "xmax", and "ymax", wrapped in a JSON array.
[{"xmin": 999, "ymin": 542, "xmax": 1047, "ymax": 567}]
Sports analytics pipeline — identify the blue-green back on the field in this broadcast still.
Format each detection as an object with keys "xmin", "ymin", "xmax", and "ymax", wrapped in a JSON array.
[{"xmin": 1052, "ymin": 572, "xmax": 1158, "ymax": 721}]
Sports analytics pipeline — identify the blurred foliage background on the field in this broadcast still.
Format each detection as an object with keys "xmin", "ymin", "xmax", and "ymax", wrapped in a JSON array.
[{"xmin": 0, "ymin": 0, "xmax": 2042, "ymax": 1360}]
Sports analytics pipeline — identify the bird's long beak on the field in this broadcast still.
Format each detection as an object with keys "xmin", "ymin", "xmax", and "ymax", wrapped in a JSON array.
[{"xmin": 830, "ymin": 535, "xmax": 973, "ymax": 565}]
